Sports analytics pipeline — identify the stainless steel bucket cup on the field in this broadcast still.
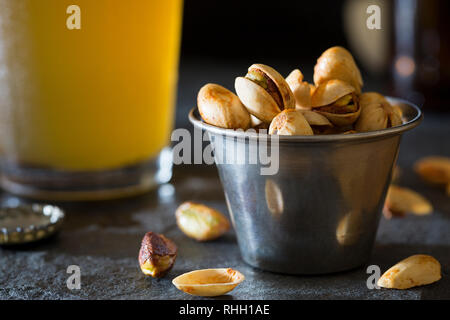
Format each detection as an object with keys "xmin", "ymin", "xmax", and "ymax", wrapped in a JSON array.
[{"xmin": 189, "ymin": 98, "xmax": 422, "ymax": 274}]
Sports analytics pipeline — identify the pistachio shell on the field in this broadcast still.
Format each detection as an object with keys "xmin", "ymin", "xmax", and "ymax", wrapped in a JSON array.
[
  {"xmin": 235, "ymin": 64, "xmax": 295, "ymax": 123},
  {"xmin": 355, "ymin": 93, "xmax": 404, "ymax": 132},
  {"xmin": 176, "ymin": 202, "xmax": 230, "ymax": 241},
  {"xmin": 172, "ymin": 268, "xmax": 245, "ymax": 297},
  {"xmin": 314, "ymin": 46, "xmax": 363, "ymax": 93},
  {"xmin": 359, "ymin": 92, "xmax": 388, "ymax": 108},
  {"xmin": 311, "ymin": 79, "xmax": 356, "ymax": 107},
  {"xmin": 355, "ymin": 103, "xmax": 388, "ymax": 132},
  {"xmin": 317, "ymin": 105, "xmax": 361, "ymax": 127},
  {"xmin": 300, "ymin": 110, "xmax": 333, "ymax": 127},
  {"xmin": 378, "ymin": 255, "xmax": 441, "ymax": 289},
  {"xmin": 235, "ymin": 77, "xmax": 281, "ymax": 123},
  {"xmin": 414, "ymin": 156, "xmax": 450, "ymax": 185},
  {"xmin": 269, "ymin": 109, "xmax": 314, "ymax": 136},
  {"xmin": 198, "ymin": 83, "xmax": 251, "ymax": 129},
  {"xmin": 249, "ymin": 64, "xmax": 296, "ymax": 110},
  {"xmin": 385, "ymin": 185, "xmax": 433, "ymax": 216},
  {"xmin": 286, "ymin": 69, "xmax": 312, "ymax": 110}
]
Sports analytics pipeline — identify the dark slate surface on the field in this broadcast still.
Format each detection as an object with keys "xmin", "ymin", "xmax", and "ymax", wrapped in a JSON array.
[{"xmin": 0, "ymin": 111, "xmax": 449, "ymax": 300}]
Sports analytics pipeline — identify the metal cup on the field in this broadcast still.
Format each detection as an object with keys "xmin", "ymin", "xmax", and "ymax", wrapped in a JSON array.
[{"xmin": 189, "ymin": 98, "xmax": 422, "ymax": 274}]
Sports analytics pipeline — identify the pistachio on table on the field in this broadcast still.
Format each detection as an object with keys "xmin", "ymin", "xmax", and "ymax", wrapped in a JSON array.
[
  {"xmin": 197, "ymin": 83, "xmax": 251, "ymax": 129},
  {"xmin": 235, "ymin": 64, "xmax": 295, "ymax": 123},
  {"xmin": 383, "ymin": 185, "xmax": 433, "ymax": 218},
  {"xmin": 414, "ymin": 156, "xmax": 450, "ymax": 185},
  {"xmin": 176, "ymin": 202, "xmax": 230, "ymax": 241},
  {"xmin": 314, "ymin": 46, "xmax": 363, "ymax": 94},
  {"xmin": 172, "ymin": 268, "xmax": 245, "ymax": 297},
  {"xmin": 378, "ymin": 255, "xmax": 441, "ymax": 289},
  {"xmin": 310, "ymin": 79, "xmax": 361, "ymax": 126},
  {"xmin": 355, "ymin": 92, "xmax": 402, "ymax": 132},
  {"xmin": 268, "ymin": 109, "xmax": 314, "ymax": 136},
  {"xmin": 139, "ymin": 232, "xmax": 177, "ymax": 278}
]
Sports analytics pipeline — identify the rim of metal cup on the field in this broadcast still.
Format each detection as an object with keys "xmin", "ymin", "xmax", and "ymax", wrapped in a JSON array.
[{"xmin": 189, "ymin": 97, "xmax": 422, "ymax": 142}]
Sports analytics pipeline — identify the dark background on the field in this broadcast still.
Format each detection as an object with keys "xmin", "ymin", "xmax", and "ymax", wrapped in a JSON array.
[{"xmin": 174, "ymin": 0, "xmax": 450, "ymax": 128}]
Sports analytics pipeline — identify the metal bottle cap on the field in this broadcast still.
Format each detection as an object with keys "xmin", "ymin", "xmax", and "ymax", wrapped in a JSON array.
[{"xmin": 0, "ymin": 203, "xmax": 65, "ymax": 245}]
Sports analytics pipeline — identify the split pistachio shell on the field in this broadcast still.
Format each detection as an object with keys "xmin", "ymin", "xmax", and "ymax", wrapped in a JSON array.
[
  {"xmin": 268, "ymin": 109, "xmax": 314, "ymax": 136},
  {"xmin": 286, "ymin": 69, "xmax": 312, "ymax": 110},
  {"xmin": 414, "ymin": 156, "xmax": 450, "ymax": 185},
  {"xmin": 378, "ymin": 255, "xmax": 441, "ymax": 289},
  {"xmin": 172, "ymin": 268, "xmax": 245, "ymax": 297},
  {"xmin": 300, "ymin": 110, "xmax": 333, "ymax": 127},
  {"xmin": 176, "ymin": 202, "xmax": 230, "ymax": 241},
  {"xmin": 235, "ymin": 64, "xmax": 295, "ymax": 123},
  {"xmin": 311, "ymin": 79, "xmax": 356, "ymax": 107},
  {"xmin": 197, "ymin": 83, "xmax": 251, "ymax": 129},
  {"xmin": 313, "ymin": 46, "xmax": 363, "ymax": 93},
  {"xmin": 385, "ymin": 185, "xmax": 433, "ymax": 216},
  {"xmin": 309, "ymin": 80, "xmax": 360, "ymax": 126}
]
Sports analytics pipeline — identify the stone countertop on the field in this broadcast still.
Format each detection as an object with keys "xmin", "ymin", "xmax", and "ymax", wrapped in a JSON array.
[{"xmin": 0, "ymin": 112, "xmax": 449, "ymax": 300}]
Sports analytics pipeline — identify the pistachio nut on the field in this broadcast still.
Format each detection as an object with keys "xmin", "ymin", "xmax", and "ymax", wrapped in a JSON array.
[
  {"xmin": 197, "ymin": 83, "xmax": 251, "ymax": 129},
  {"xmin": 139, "ymin": 232, "xmax": 177, "ymax": 278},
  {"xmin": 286, "ymin": 69, "xmax": 313, "ymax": 110},
  {"xmin": 313, "ymin": 46, "xmax": 363, "ymax": 93},
  {"xmin": 310, "ymin": 80, "xmax": 360, "ymax": 126},
  {"xmin": 414, "ymin": 156, "xmax": 450, "ymax": 185},
  {"xmin": 384, "ymin": 185, "xmax": 433, "ymax": 217},
  {"xmin": 235, "ymin": 64, "xmax": 295, "ymax": 123},
  {"xmin": 172, "ymin": 268, "xmax": 245, "ymax": 297},
  {"xmin": 176, "ymin": 202, "xmax": 230, "ymax": 241},
  {"xmin": 355, "ymin": 92, "xmax": 403, "ymax": 132},
  {"xmin": 268, "ymin": 109, "xmax": 314, "ymax": 136},
  {"xmin": 378, "ymin": 255, "xmax": 441, "ymax": 289}
]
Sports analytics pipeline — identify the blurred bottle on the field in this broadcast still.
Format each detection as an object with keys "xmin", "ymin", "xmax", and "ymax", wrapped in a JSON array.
[
  {"xmin": 344, "ymin": 0, "xmax": 450, "ymax": 111},
  {"xmin": 391, "ymin": 0, "xmax": 449, "ymax": 110}
]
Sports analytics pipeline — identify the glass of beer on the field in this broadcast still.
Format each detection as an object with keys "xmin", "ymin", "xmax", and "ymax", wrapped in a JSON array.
[{"xmin": 0, "ymin": 0, "xmax": 183, "ymax": 200}]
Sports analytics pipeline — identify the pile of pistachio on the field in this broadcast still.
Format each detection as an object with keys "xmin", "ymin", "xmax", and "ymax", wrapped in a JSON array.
[{"xmin": 197, "ymin": 46, "xmax": 403, "ymax": 135}]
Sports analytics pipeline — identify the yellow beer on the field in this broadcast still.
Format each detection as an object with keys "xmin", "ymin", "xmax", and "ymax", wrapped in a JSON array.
[{"xmin": 0, "ymin": 0, "xmax": 182, "ymax": 170}]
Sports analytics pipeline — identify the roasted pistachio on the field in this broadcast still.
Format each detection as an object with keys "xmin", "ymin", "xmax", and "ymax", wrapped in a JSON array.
[
  {"xmin": 268, "ymin": 109, "xmax": 314, "ymax": 136},
  {"xmin": 299, "ymin": 110, "xmax": 333, "ymax": 134},
  {"xmin": 310, "ymin": 80, "xmax": 360, "ymax": 126},
  {"xmin": 176, "ymin": 202, "xmax": 230, "ymax": 241},
  {"xmin": 198, "ymin": 83, "xmax": 251, "ymax": 129},
  {"xmin": 355, "ymin": 92, "xmax": 403, "ymax": 132},
  {"xmin": 378, "ymin": 255, "xmax": 441, "ymax": 289},
  {"xmin": 172, "ymin": 268, "xmax": 245, "ymax": 297},
  {"xmin": 286, "ymin": 69, "xmax": 313, "ymax": 110},
  {"xmin": 235, "ymin": 64, "xmax": 295, "ymax": 123},
  {"xmin": 314, "ymin": 46, "xmax": 363, "ymax": 93},
  {"xmin": 384, "ymin": 185, "xmax": 433, "ymax": 218},
  {"xmin": 138, "ymin": 232, "xmax": 177, "ymax": 278},
  {"xmin": 414, "ymin": 156, "xmax": 450, "ymax": 185}
]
